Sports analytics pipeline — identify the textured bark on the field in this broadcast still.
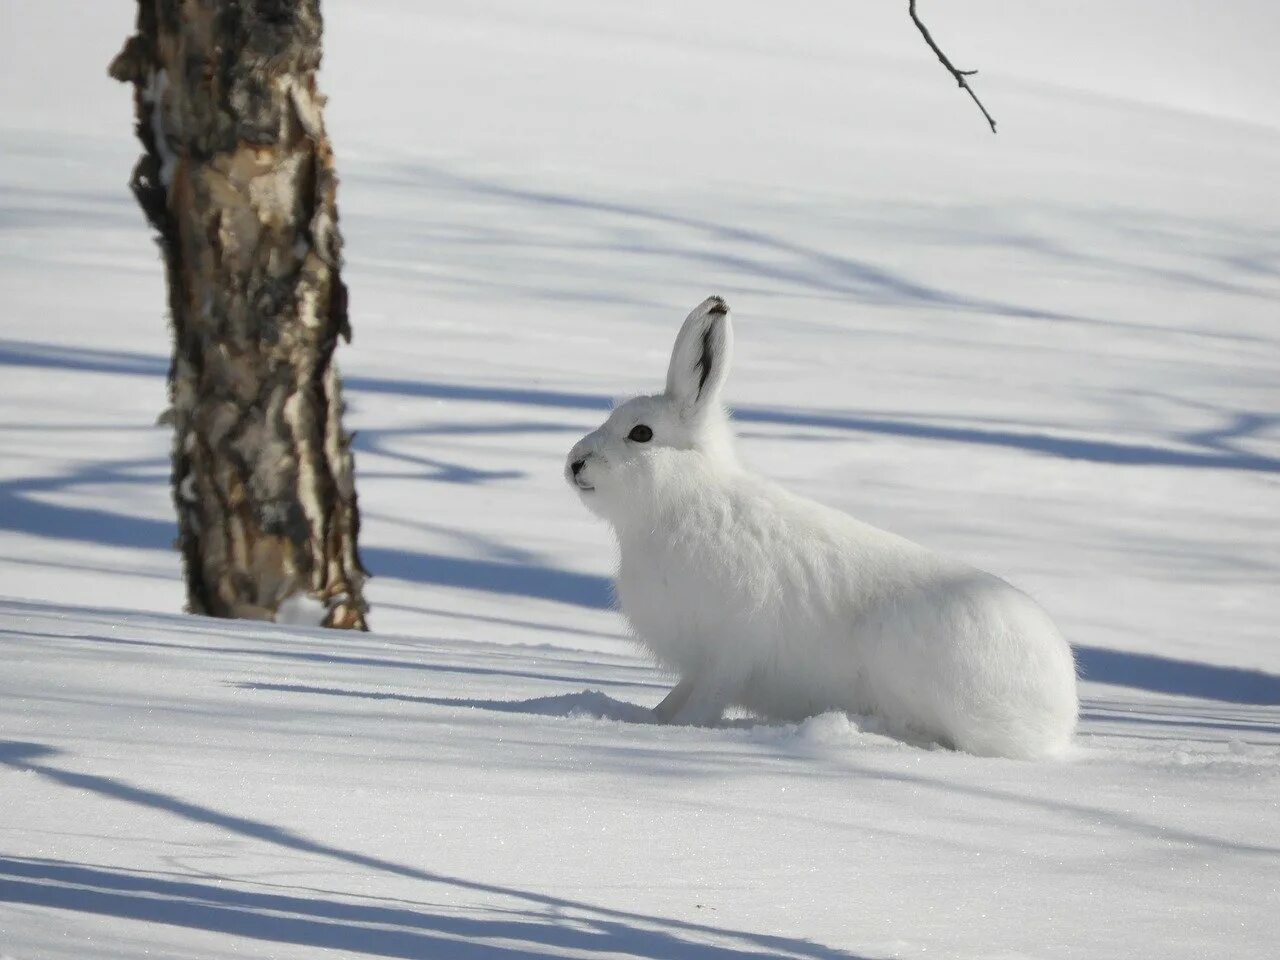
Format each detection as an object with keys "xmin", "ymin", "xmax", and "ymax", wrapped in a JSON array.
[{"xmin": 111, "ymin": 0, "xmax": 368, "ymax": 629}]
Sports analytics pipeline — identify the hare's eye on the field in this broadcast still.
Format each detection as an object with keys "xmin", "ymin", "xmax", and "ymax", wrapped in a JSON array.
[{"xmin": 627, "ymin": 424, "xmax": 653, "ymax": 443}]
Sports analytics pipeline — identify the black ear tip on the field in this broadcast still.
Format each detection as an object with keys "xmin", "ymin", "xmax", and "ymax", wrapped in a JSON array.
[{"xmin": 705, "ymin": 296, "xmax": 729, "ymax": 316}]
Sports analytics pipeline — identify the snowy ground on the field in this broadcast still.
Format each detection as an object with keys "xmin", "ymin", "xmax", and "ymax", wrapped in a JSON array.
[
  {"xmin": 2, "ymin": 2, "xmax": 1279, "ymax": 957},
  {"xmin": 3, "ymin": 599, "xmax": 1278, "ymax": 960}
]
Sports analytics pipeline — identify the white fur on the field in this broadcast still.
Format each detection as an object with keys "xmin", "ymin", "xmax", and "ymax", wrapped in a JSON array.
[{"xmin": 566, "ymin": 297, "xmax": 1078, "ymax": 759}]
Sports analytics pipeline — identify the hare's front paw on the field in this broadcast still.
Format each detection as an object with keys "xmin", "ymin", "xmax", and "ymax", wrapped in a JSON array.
[
  {"xmin": 653, "ymin": 677, "xmax": 693, "ymax": 724},
  {"xmin": 654, "ymin": 674, "xmax": 727, "ymax": 726}
]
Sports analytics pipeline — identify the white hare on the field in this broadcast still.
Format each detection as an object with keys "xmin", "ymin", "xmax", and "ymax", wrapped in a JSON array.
[{"xmin": 566, "ymin": 297, "xmax": 1078, "ymax": 759}]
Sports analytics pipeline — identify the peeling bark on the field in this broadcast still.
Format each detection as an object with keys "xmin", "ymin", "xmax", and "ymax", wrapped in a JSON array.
[{"xmin": 111, "ymin": 0, "xmax": 368, "ymax": 629}]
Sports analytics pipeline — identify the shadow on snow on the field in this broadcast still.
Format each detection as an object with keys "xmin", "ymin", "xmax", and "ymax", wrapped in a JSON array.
[
  {"xmin": 2, "ymin": 341, "xmax": 1279, "ymax": 705},
  {"xmin": 238, "ymin": 681, "xmax": 659, "ymax": 723},
  {"xmin": 2, "ymin": 338, "xmax": 1277, "ymax": 473},
  {"xmin": 0, "ymin": 741, "xmax": 865, "ymax": 960},
  {"xmin": 2, "ymin": 461, "xmax": 1280, "ymax": 706}
]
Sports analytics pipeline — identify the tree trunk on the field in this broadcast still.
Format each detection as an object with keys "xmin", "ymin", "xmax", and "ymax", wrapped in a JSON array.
[{"xmin": 110, "ymin": 0, "xmax": 368, "ymax": 630}]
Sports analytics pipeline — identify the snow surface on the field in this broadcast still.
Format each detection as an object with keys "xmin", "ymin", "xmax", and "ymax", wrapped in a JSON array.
[{"xmin": 2, "ymin": 1, "xmax": 1279, "ymax": 957}]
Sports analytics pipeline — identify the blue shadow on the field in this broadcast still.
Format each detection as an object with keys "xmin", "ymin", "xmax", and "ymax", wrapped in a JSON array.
[
  {"xmin": 4, "ymin": 338, "xmax": 1278, "ymax": 708},
  {"xmin": 1076, "ymin": 645, "xmax": 1280, "ymax": 706},
  {"xmin": 3, "ymin": 468, "xmax": 1279, "ymax": 707},
  {"xmin": 238, "ymin": 681, "xmax": 658, "ymax": 722},
  {"xmin": 0, "ymin": 742, "xmax": 866, "ymax": 960},
  {"xmin": 3, "ymin": 338, "xmax": 1276, "ymax": 472},
  {"xmin": 0, "ymin": 855, "xmax": 849, "ymax": 960},
  {"xmin": 362, "ymin": 547, "xmax": 610, "ymax": 609},
  {"xmin": 0, "ymin": 482, "xmax": 611, "ymax": 610}
]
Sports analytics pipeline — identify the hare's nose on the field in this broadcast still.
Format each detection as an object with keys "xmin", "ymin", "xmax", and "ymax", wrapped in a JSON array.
[{"xmin": 570, "ymin": 459, "xmax": 586, "ymax": 477}]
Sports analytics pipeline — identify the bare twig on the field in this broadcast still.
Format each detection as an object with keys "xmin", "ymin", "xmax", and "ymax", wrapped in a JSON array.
[{"xmin": 908, "ymin": 0, "xmax": 997, "ymax": 133}]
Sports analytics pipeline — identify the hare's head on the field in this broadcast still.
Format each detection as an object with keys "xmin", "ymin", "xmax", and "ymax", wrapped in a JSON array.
[{"xmin": 566, "ymin": 296, "xmax": 736, "ymax": 519}]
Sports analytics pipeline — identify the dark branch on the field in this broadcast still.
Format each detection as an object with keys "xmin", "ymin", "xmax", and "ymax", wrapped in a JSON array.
[{"xmin": 908, "ymin": 0, "xmax": 997, "ymax": 134}]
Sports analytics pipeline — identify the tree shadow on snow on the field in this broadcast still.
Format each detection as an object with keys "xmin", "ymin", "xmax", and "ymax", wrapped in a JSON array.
[
  {"xmin": 3, "ymin": 339, "xmax": 1279, "ymax": 708},
  {"xmin": 1075, "ymin": 645, "xmax": 1280, "ymax": 706},
  {"xmin": 0, "ymin": 626, "xmax": 661, "ymax": 693},
  {"xmin": 3, "ymin": 463, "xmax": 1279, "ymax": 708},
  {"xmin": 0, "ymin": 463, "xmax": 613, "ymax": 609},
  {"xmin": 356, "ymin": 163, "xmax": 1280, "ymax": 324},
  {"xmin": 238, "ymin": 681, "xmax": 659, "ymax": 723},
  {"xmin": 3, "ymin": 337, "xmax": 1277, "ymax": 473},
  {"xmin": 0, "ymin": 741, "xmax": 867, "ymax": 960},
  {"xmin": 1, "ymin": 855, "xmax": 861, "ymax": 960}
]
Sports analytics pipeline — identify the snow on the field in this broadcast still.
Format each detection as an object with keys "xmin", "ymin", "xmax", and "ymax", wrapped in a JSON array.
[
  {"xmin": 1, "ymin": 1, "xmax": 1278, "ymax": 957},
  {"xmin": 3, "ymin": 600, "xmax": 1278, "ymax": 959}
]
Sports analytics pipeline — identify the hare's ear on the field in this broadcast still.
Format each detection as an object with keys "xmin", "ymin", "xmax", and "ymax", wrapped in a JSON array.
[{"xmin": 665, "ymin": 296, "xmax": 733, "ymax": 417}]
